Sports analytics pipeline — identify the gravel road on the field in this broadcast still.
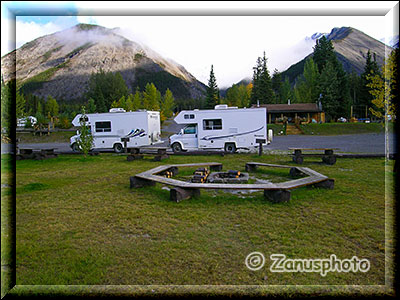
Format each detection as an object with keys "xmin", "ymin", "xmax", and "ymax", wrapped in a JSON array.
[{"xmin": 3, "ymin": 132, "xmax": 395, "ymax": 155}]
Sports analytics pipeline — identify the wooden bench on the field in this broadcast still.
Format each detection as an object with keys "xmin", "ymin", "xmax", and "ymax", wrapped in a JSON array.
[
  {"xmin": 131, "ymin": 162, "xmax": 333, "ymax": 203},
  {"xmin": 289, "ymin": 148, "xmax": 338, "ymax": 165},
  {"xmin": 126, "ymin": 147, "xmax": 169, "ymax": 162},
  {"xmin": 17, "ymin": 148, "xmax": 58, "ymax": 160}
]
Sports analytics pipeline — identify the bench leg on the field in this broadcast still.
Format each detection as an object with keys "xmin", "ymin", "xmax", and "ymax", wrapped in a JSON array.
[
  {"xmin": 292, "ymin": 155, "xmax": 303, "ymax": 164},
  {"xmin": 170, "ymin": 188, "xmax": 200, "ymax": 202},
  {"xmin": 312, "ymin": 179, "xmax": 335, "ymax": 189},
  {"xmin": 127, "ymin": 154, "xmax": 144, "ymax": 161},
  {"xmin": 210, "ymin": 164, "xmax": 223, "ymax": 171},
  {"xmin": 264, "ymin": 189, "xmax": 291, "ymax": 203},
  {"xmin": 322, "ymin": 155, "xmax": 336, "ymax": 165},
  {"xmin": 130, "ymin": 176, "xmax": 156, "ymax": 188},
  {"xmin": 154, "ymin": 154, "xmax": 169, "ymax": 161},
  {"xmin": 245, "ymin": 164, "xmax": 257, "ymax": 172},
  {"xmin": 289, "ymin": 167, "xmax": 304, "ymax": 177}
]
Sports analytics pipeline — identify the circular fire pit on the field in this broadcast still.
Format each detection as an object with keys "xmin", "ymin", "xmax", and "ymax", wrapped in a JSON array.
[
  {"xmin": 207, "ymin": 171, "xmax": 249, "ymax": 183},
  {"xmin": 130, "ymin": 162, "xmax": 334, "ymax": 203}
]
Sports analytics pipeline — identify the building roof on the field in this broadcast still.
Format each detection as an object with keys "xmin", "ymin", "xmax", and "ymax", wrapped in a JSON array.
[{"xmin": 252, "ymin": 103, "xmax": 322, "ymax": 113}]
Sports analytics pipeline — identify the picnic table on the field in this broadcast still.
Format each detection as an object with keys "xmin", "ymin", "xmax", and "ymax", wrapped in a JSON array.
[
  {"xmin": 126, "ymin": 147, "xmax": 169, "ymax": 162},
  {"xmin": 16, "ymin": 148, "xmax": 58, "ymax": 160},
  {"xmin": 289, "ymin": 148, "xmax": 338, "ymax": 165}
]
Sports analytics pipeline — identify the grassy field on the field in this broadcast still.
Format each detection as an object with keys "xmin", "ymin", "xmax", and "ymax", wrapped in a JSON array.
[
  {"xmin": 16, "ymin": 131, "xmax": 76, "ymax": 143},
  {"xmin": 299, "ymin": 122, "xmax": 388, "ymax": 136},
  {"xmin": 1, "ymin": 152, "xmax": 395, "ymax": 296},
  {"xmin": 267, "ymin": 122, "xmax": 389, "ymax": 136}
]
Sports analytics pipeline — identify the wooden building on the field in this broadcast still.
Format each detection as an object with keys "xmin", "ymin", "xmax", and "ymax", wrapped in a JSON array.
[{"xmin": 252, "ymin": 103, "xmax": 325, "ymax": 124}]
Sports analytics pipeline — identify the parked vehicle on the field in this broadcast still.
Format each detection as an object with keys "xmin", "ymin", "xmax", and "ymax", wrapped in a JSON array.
[
  {"xmin": 337, "ymin": 117, "xmax": 347, "ymax": 122},
  {"xmin": 70, "ymin": 108, "xmax": 161, "ymax": 153},
  {"xmin": 169, "ymin": 105, "xmax": 272, "ymax": 153},
  {"xmin": 17, "ymin": 116, "xmax": 37, "ymax": 127}
]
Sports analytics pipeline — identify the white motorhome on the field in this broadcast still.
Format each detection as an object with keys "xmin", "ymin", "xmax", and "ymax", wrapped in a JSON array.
[
  {"xmin": 70, "ymin": 108, "xmax": 161, "ymax": 153},
  {"xmin": 169, "ymin": 105, "xmax": 272, "ymax": 153}
]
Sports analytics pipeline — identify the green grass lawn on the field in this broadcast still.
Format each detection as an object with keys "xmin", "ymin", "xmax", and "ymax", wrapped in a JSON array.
[
  {"xmin": 299, "ymin": 122, "xmax": 388, "ymax": 135},
  {"xmin": 265, "ymin": 122, "xmax": 389, "ymax": 136},
  {"xmin": 16, "ymin": 131, "xmax": 76, "ymax": 143},
  {"xmin": 1, "ymin": 153, "xmax": 395, "ymax": 296}
]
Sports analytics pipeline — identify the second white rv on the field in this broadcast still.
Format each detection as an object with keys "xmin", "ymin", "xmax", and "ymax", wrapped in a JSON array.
[
  {"xmin": 169, "ymin": 105, "xmax": 271, "ymax": 153},
  {"xmin": 70, "ymin": 108, "xmax": 161, "ymax": 153}
]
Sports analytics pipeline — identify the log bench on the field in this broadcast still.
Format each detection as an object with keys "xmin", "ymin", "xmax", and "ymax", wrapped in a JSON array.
[
  {"xmin": 126, "ymin": 147, "xmax": 169, "ymax": 162},
  {"xmin": 130, "ymin": 162, "xmax": 333, "ymax": 203},
  {"xmin": 289, "ymin": 148, "xmax": 339, "ymax": 165},
  {"xmin": 16, "ymin": 148, "xmax": 58, "ymax": 160}
]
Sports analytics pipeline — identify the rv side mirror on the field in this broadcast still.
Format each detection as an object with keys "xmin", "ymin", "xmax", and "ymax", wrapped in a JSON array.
[{"xmin": 179, "ymin": 129, "xmax": 184, "ymax": 135}]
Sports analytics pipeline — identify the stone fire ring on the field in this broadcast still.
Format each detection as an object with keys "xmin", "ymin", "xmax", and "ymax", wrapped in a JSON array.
[{"xmin": 130, "ymin": 162, "xmax": 334, "ymax": 203}]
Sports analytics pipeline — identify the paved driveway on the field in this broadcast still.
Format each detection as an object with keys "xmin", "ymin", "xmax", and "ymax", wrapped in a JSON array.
[{"xmin": 267, "ymin": 132, "xmax": 396, "ymax": 154}]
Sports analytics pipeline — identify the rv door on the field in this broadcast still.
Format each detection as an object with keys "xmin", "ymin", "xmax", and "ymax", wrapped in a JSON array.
[{"xmin": 180, "ymin": 124, "xmax": 198, "ymax": 149}]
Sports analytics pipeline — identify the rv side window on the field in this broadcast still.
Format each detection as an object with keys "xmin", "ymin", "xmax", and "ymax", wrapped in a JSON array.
[
  {"xmin": 203, "ymin": 119, "xmax": 222, "ymax": 130},
  {"xmin": 183, "ymin": 124, "xmax": 197, "ymax": 134},
  {"xmin": 95, "ymin": 121, "xmax": 111, "ymax": 132},
  {"xmin": 184, "ymin": 114, "xmax": 195, "ymax": 119}
]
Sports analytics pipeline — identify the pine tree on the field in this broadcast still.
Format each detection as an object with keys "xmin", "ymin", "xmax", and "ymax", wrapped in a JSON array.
[
  {"xmin": 86, "ymin": 69, "xmax": 129, "ymax": 112},
  {"xmin": 318, "ymin": 61, "xmax": 340, "ymax": 121},
  {"xmin": 87, "ymin": 98, "xmax": 97, "ymax": 113},
  {"xmin": 161, "ymin": 88, "xmax": 175, "ymax": 120},
  {"xmin": 313, "ymin": 36, "xmax": 351, "ymax": 118},
  {"xmin": 205, "ymin": 65, "xmax": 219, "ymax": 109},
  {"xmin": 360, "ymin": 50, "xmax": 382, "ymax": 107},
  {"xmin": 143, "ymin": 83, "xmax": 160, "ymax": 111},
  {"xmin": 251, "ymin": 52, "xmax": 274, "ymax": 104},
  {"xmin": 312, "ymin": 36, "xmax": 335, "ymax": 73},
  {"xmin": 1, "ymin": 77, "xmax": 12, "ymax": 137},
  {"xmin": 293, "ymin": 58, "xmax": 320, "ymax": 103},
  {"xmin": 226, "ymin": 84, "xmax": 240, "ymax": 107},
  {"xmin": 126, "ymin": 94, "xmax": 134, "ymax": 111},
  {"xmin": 271, "ymin": 69, "xmax": 282, "ymax": 103},
  {"xmin": 132, "ymin": 88, "xmax": 142, "ymax": 110},
  {"xmin": 76, "ymin": 106, "xmax": 94, "ymax": 157},
  {"xmin": 16, "ymin": 90, "xmax": 26, "ymax": 119},
  {"xmin": 279, "ymin": 77, "xmax": 293, "ymax": 104},
  {"xmin": 45, "ymin": 96, "xmax": 59, "ymax": 129}
]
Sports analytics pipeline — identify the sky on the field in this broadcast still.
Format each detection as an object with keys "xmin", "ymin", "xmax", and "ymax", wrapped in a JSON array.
[{"xmin": 1, "ymin": 1, "xmax": 399, "ymax": 87}]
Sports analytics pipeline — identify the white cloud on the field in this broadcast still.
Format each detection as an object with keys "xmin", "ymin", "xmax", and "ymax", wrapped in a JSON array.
[
  {"xmin": 68, "ymin": 14, "xmax": 388, "ymax": 87},
  {"xmin": 2, "ymin": 1, "xmax": 397, "ymax": 87},
  {"xmin": 15, "ymin": 20, "xmax": 63, "ymax": 50}
]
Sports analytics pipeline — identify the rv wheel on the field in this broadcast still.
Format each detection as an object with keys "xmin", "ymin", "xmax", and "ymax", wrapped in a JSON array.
[
  {"xmin": 172, "ymin": 143, "xmax": 182, "ymax": 153},
  {"xmin": 72, "ymin": 143, "xmax": 81, "ymax": 152},
  {"xmin": 225, "ymin": 143, "xmax": 236, "ymax": 153},
  {"xmin": 113, "ymin": 143, "xmax": 123, "ymax": 153}
]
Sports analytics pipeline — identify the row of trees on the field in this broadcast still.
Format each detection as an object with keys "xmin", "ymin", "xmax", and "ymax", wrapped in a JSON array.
[
  {"xmin": 204, "ymin": 36, "xmax": 392, "ymax": 121},
  {"xmin": 85, "ymin": 70, "xmax": 175, "ymax": 121},
  {"xmin": 1, "ymin": 37, "xmax": 397, "ymax": 139},
  {"xmin": 1, "ymin": 69, "xmax": 177, "ymax": 136}
]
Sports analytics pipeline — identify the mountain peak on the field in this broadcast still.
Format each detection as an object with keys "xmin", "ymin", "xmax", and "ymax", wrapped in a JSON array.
[
  {"xmin": 281, "ymin": 26, "xmax": 393, "ymax": 84},
  {"xmin": 74, "ymin": 23, "xmax": 104, "ymax": 31},
  {"xmin": 1, "ymin": 23, "xmax": 206, "ymax": 101},
  {"xmin": 326, "ymin": 26, "xmax": 352, "ymax": 40}
]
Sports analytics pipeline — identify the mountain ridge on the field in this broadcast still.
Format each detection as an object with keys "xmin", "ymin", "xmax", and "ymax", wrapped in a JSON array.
[
  {"xmin": 1, "ymin": 23, "xmax": 207, "ymax": 101},
  {"xmin": 228, "ymin": 26, "xmax": 393, "ymax": 89},
  {"xmin": 280, "ymin": 26, "xmax": 392, "ymax": 85}
]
